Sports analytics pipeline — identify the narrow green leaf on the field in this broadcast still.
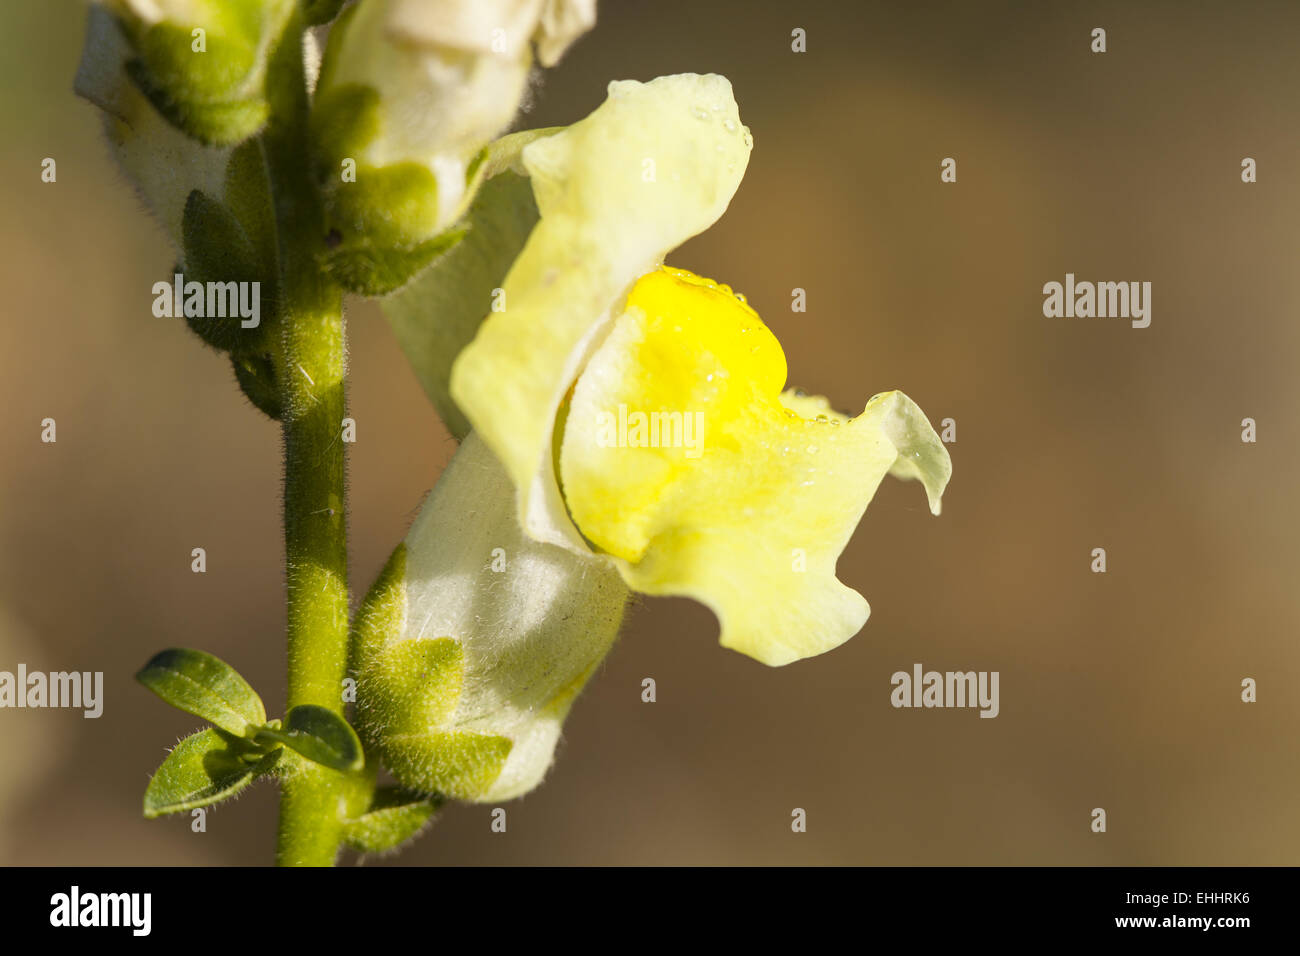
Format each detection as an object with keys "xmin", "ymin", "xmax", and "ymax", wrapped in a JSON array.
[
  {"xmin": 223, "ymin": 139, "xmax": 279, "ymax": 280},
  {"xmin": 343, "ymin": 787, "xmax": 442, "ymax": 853},
  {"xmin": 143, "ymin": 728, "xmax": 280, "ymax": 819},
  {"xmin": 254, "ymin": 705, "xmax": 363, "ymax": 772},
  {"xmin": 181, "ymin": 189, "xmax": 272, "ymax": 353},
  {"xmin": 136, "ymin": 647, "xmax": 267, "ymax": 735},
  {"xmin": 183, "ymin": 189, "xmax": 259, "ymax": 280}
]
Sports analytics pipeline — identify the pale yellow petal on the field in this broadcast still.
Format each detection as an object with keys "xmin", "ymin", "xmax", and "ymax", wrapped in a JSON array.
[
  {"xmin": 450, "ymin": 74, "xmax": 753, "ymax": 551},
  {"xmin": 560, "ymin": 267, "xmax": 951, "ymax": 666}
]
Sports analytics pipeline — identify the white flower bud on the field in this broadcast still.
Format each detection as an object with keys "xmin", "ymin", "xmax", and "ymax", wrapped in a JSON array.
[
  {"xmin": 75, "ymin": 6, "xmax": 230, "ymax": 245},
  {"xmin": 91, "ymin": 0, "xmax": 295, "ymax": 145},
  {"xmin": 309, "ymin": 0, "xmax": 597, "ymax": 293}
]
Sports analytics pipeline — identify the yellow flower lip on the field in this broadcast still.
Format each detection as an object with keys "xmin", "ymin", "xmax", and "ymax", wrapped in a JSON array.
[{"xmin": 559, "ymin": 264, "xmax": 951, "ymax": 666}]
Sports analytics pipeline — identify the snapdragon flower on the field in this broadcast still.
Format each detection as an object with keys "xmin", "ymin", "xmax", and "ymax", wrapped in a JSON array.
[
  {"xmin": 358, "ymin": 73, "xmax": 950, "ymax": 803},
  {"xmin": 451, "ymin": 73, "xmax": 952, "ymax": 666},
  {"xmin": 309, "ymin": 0, "xmax": 597, "ymax": 293}
]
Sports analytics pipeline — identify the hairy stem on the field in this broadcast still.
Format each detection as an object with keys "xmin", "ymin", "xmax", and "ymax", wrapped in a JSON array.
[{"xmin": 263, "ymin": 10, "xmax": 355, "ymax": 866}]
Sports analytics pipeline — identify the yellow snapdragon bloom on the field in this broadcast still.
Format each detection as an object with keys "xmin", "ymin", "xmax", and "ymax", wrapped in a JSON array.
[{"xmin": 452, "ymin": 73, "xmax": 951, "ymax": 667}]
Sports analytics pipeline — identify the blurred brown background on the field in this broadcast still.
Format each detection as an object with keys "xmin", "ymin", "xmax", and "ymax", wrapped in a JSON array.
[{"xmin": 2, "ymin": 0, "xmax": 1298, "ymax": 865}]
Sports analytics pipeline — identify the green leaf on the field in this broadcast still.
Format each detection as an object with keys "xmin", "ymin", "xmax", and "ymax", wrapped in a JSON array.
[
  {"xmin": 254, "ymin": 705, "xmax": 363, "ymax": 772},
  {"xmin": 343, "ymin": 787, "xmax": 441, "ymax": 853},
  {"xmin": 180, "ymin": 190, "xmax": 273, "ymax": 353},
  {"xmin": 136, "ymin": 647, "xmax": 267, "ymax": 736},
  {"xmin": 183, "ymin": 190, "xmax": 258, "ymax": 279},
  {"xmin": 223, "ymin": 139, "xmax": 278, "ymax": 280},
  {"xmin": 143, "ymin": 727, "xmax": 280, "ymax": 818}
]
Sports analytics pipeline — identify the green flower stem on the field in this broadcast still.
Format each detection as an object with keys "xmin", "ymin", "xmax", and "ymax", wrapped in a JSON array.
[{"xmin": 262, "ymin": 10, "xmax": 365, "ymax": 866}]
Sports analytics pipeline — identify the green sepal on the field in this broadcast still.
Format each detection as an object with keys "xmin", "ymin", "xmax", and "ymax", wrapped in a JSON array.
[
  {"xmin": 343, "ymin": 786, "xmax": 442, "ymax": 853},
  {"xmin": 350, "ymin": 544, "xmax": 406, "ymax": 681},
  {"xmin": 231, "ymin": 352, "xmax": 282, "ymax": 419},
  {"xmin": 121, "ymin": 8, "xmax": 288, "ymax": 147},
  {"xmin": 253, "ymin": 705, "xmax": 364, "ymax": 772},
  {"xmin": 124, "ymin": 53, "xmax": 268, "ymax": 148},
  {"xmin": 180, "ymin": 190, "xmax": 274, "ymax": 353},
  {"xmin": 382, "ymin": 730, "xmax": 513, "ymax": 802},
  {"xmin": 136, "ymin": 647, "xmax": 267, "ymax": 736},
  {"xmin": 362, "ymin": 636, "xmax": 464, "ymax": 735},
  {"xmin": 309, "ymin": 80, "xmax": 462, "ymax": 296},
  {"xmin": 143, "ymin": 727, "xmax": 281, "ymax": 818},
  {"xmin": 308, "ymin": 83, "xmax": 379, "ymax": 183},
  {"xmin": 323, "ymin": 226, "xmax": 465, "ymax": 298}
]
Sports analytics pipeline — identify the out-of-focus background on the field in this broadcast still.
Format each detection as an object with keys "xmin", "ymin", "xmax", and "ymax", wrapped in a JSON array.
[{"xmin": 2, "ymin": 0, "xmax": 1298, "ymax": 865}]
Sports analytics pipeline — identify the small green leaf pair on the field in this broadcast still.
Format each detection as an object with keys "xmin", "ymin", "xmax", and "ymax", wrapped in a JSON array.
[{"xmin": 137, "ymin": 648, "xmax": 363, "ymax": 819}]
